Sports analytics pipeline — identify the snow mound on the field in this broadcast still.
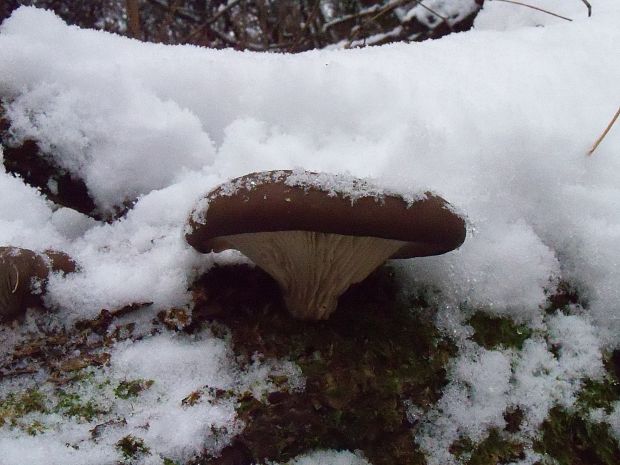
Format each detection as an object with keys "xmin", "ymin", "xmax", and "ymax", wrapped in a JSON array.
[
  {"xmin": 0, "ymin": 3, "xmax": 620, "ymax": 464},
  {"xmin": 1, "ymin": 5, "xmax": 618, "ymax": 337}
]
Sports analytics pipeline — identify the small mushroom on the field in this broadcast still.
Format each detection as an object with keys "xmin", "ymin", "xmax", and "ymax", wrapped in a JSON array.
[
  {"xmin": 0, "ymin": 246, "xmax": 76, "ymax": 322},
  {"xmin": 186, "ymin": 170, "xmax": 465, "ymax": 320}
]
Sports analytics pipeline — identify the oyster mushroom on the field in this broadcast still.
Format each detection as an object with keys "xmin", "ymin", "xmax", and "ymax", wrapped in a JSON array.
[
  {"xmin": 0, "ymin": 246, "xmax": 76, "ymax": 322},
  {"xmin": 186, "ymin": 170, "xmax": 465, "ymax": 320}
]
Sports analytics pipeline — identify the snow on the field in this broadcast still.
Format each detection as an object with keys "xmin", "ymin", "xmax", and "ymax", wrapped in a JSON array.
[
  {"xmin": 417, "ymin": 312, "xmax": 606, "ymax": 464},
  {"xmin": 0, "ymin": 1, "xmax": 620, "ymax": 464},
  {"xmin": 401, "ymin": 0, "xmax": 480, "ymax": 27},
  {"xmin": 591, "ymin": 402, "xmax": 620, "ymax": 443},
  {"xmin": 475, "ymin": 0, "xmax": 593, "ymax": 31},
  {"xmin": 399, "ymin": 218, "xmax": 560, "ymax": 326},
  {"xmin": 511, "ymin": 312, "xmax": 604, "ymax": 431},
  {"xmin": 417, "ymin": 347, "xmax": 513, "ymax": 465},
  {"xmin": 3, "ymin": 4, "xmax": 619, "ymax": 330},
  {"xmin": 191, "ymin": 168, "xmax": 429, "ymax": 226},
  {"xmin": 0, "ymin": 330, "xmax": 304, "ymax": 465},
  {"xmin": 275, "ymin": 449, "xmax": 372, "ymax": 465}
]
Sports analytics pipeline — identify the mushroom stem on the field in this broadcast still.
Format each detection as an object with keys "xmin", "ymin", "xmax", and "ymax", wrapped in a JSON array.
[{"xmin": 222, "ymin": 231, "xmax": 406, "ymax": 320}]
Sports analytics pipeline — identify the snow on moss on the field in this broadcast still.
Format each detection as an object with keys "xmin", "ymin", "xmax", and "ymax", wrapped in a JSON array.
[
  {"xmin": 0, "ymin": 330, "xmax": 305, "ymax": 465},
  {"xmin": 275, "ymin": 449, "xmax": 372, "ymax": 465},
  {"xmin": 416, "ymin": 347, "xmax": 512, "ymax": 465},
  {"xmin": 417, "ymin": 312, "xmax": 606, "ymax": 464},
  {"xmin": 591, "ymin": 403, "xmax": 620, "ymax": 444}
]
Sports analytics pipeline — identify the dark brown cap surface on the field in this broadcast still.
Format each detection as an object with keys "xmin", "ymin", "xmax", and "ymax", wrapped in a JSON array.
[
  {"xmin": 186, "ymin": 170, "xmax": 466, "ymax": 258},
  {"xmin": 0, "ymin": 247, "xmax": 76, "ymax": 322}
]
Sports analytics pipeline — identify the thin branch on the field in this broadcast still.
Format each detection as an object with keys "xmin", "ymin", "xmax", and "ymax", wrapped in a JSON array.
[
  {"xmin": 345, "ymin": 0, "xmax": 407, "ymax": 48},
  {"xmin": 201, "ymin": 21, "xmax": 294, "ymax": 52},
  {"xmin": 157, "ymin": 0, "xmax": 183, "ymax": 43},
  {"xmin": 207, "ymin": 0, "xmax": 243, "ymax": 25},
  {"xmin": 289, "ymin": 0, "xmax": 322, "ymax": 52},
  {"xmin": 180, "ymin": 0, "xmax": 243, "ymax": 45},
  {"xmin": 412, "ymin": 0, "xmax": 450, "ymax": 25},
  {"xmin": 580, "ymin": 0, "xmax": 592, "ymax": 17},
  {"xmin": 490, "ymin": 0, "xmax": 573, "ymax": 22},
  {"xmin": 588, "ymin": 106, "xmax": 620, "ymax": 156},
  {"xmin": 323, "ymin": 4, "xmax": 383, "ymax": 32},
  {"xmin": 344, "ymin": 0, "xmax": 453, "ymax": 49},
  {"xmin": 206, "ymin": 24, "xmax": 240, "ymax": 46},
  {"xmin": 126, "ymin": 0, "xmax": 142, "ymax": 39},
  {"xmin": 145, "ymin": 0, "xmax": 201, "ymax": 23}
]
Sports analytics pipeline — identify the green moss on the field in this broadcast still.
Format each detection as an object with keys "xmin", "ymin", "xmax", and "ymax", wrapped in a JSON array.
[
  {"xmin": 190, "ymin": 265, "xmax": 455, "ymax": 465},
  {"xmin": 572, "ymin": 348, "xmax": 620, "ymax": 416},
  {"xmin": 535, "ymin": 407, "xmax": 620, "ymax": 465},
  {"xmin": 545, "ymin": 281, "xmax": 585, "ymax": 314},
  {"xmin": 450, "ymin": 429, "xmax": 524, "ymax": 464},
  {"xmin": 467, "ymin": 312, "xmax": 532, "ymax": 350},
  {"xmin": 14, "ymin": 389, "xmax": 46, "ymax": 416},
  {"xmin": 237, "ymin": 390, "xmax": 259, "ymax": 407},
  {"xmin": 70, "ymin": 368, "xmax": 96, "ymax": 383},
  {"xmin": 114, "ymin": 379, "xmax": 154, "ymax": 399},
  {"xmin": 26, "ymin": 420, "xmax": 46, "ymax": 436},
  {"xmin": 465, "ymin": 430, "xmax": 524, "ymax": 465},
  {"xmin": 0, "ymin": 389, "xmax": 47, "ymax": 427},
  {"xmin": 53, "ymin": 390, "xmax": 106, "ymax": 421},
  {"xmin": 450, "ymin": 436, "xmax": 475, "ymax": 461},
  {"xmin": 97, "ymin": 379, "xmax": 112, "ymax": 389},
  {"xmin": 577, "ymin": 378, "xmax": 620, "ymax": 413},
  {"xmin": 116, "ymin": 435, "xmax": 150, "ymax": 460}
]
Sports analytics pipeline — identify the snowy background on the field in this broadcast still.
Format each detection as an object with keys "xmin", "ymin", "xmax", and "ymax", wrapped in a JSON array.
[{"xmin": 0, "ymin": 1, "xmax": 619, "ymax": 464}]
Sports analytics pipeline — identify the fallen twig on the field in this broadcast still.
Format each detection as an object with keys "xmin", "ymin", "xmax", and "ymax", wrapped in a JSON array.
[
  {"xmin": 0, "ymin": 367, "xmax": 39, "ymax": 378},
  {"xmin": 289, "ymin": 0, "xmax": 322, "ymax": 52},
  {"xmin": 588, "ymin": 106, "xmax": 620, "ymax": 156},
  {"xmin": 344, "ymin": 0, "xmax": 407, "ymax": 48},
  {"xmin": 580, "ymin": 0, "xmax": 592, "ymax": 17},
  {"xmin": 413, "ymin": 0, "xmax": 450, "ymax": 25},
  {"xmin": 491, "ymin": 0, "xmax": 573, "ymax": 22},
  {"xmin": 344, "ymin": 0, "xmax": 451, "ymax": 49}
]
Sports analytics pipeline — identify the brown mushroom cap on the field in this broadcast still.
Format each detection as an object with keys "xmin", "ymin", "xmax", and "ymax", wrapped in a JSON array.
[
  {"xmin": 0, "ymin": 246, "xmax": 76, "ymax": 322},
  {"xmin": 186, "ymin": 170, "xmax": 465, "ymax": 258},
  {"xmin": 186, "ymin": 170, "xmax": 466, "ymax": 320}
]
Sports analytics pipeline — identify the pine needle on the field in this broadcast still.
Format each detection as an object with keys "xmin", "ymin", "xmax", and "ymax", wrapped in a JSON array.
[
  {"xmin": 580, "ymin": 0, "xmax": 592, "ymax": 17},
  {"xmin": 588, "ymin": 106, "xmax": 620, "ymax": 156}
]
